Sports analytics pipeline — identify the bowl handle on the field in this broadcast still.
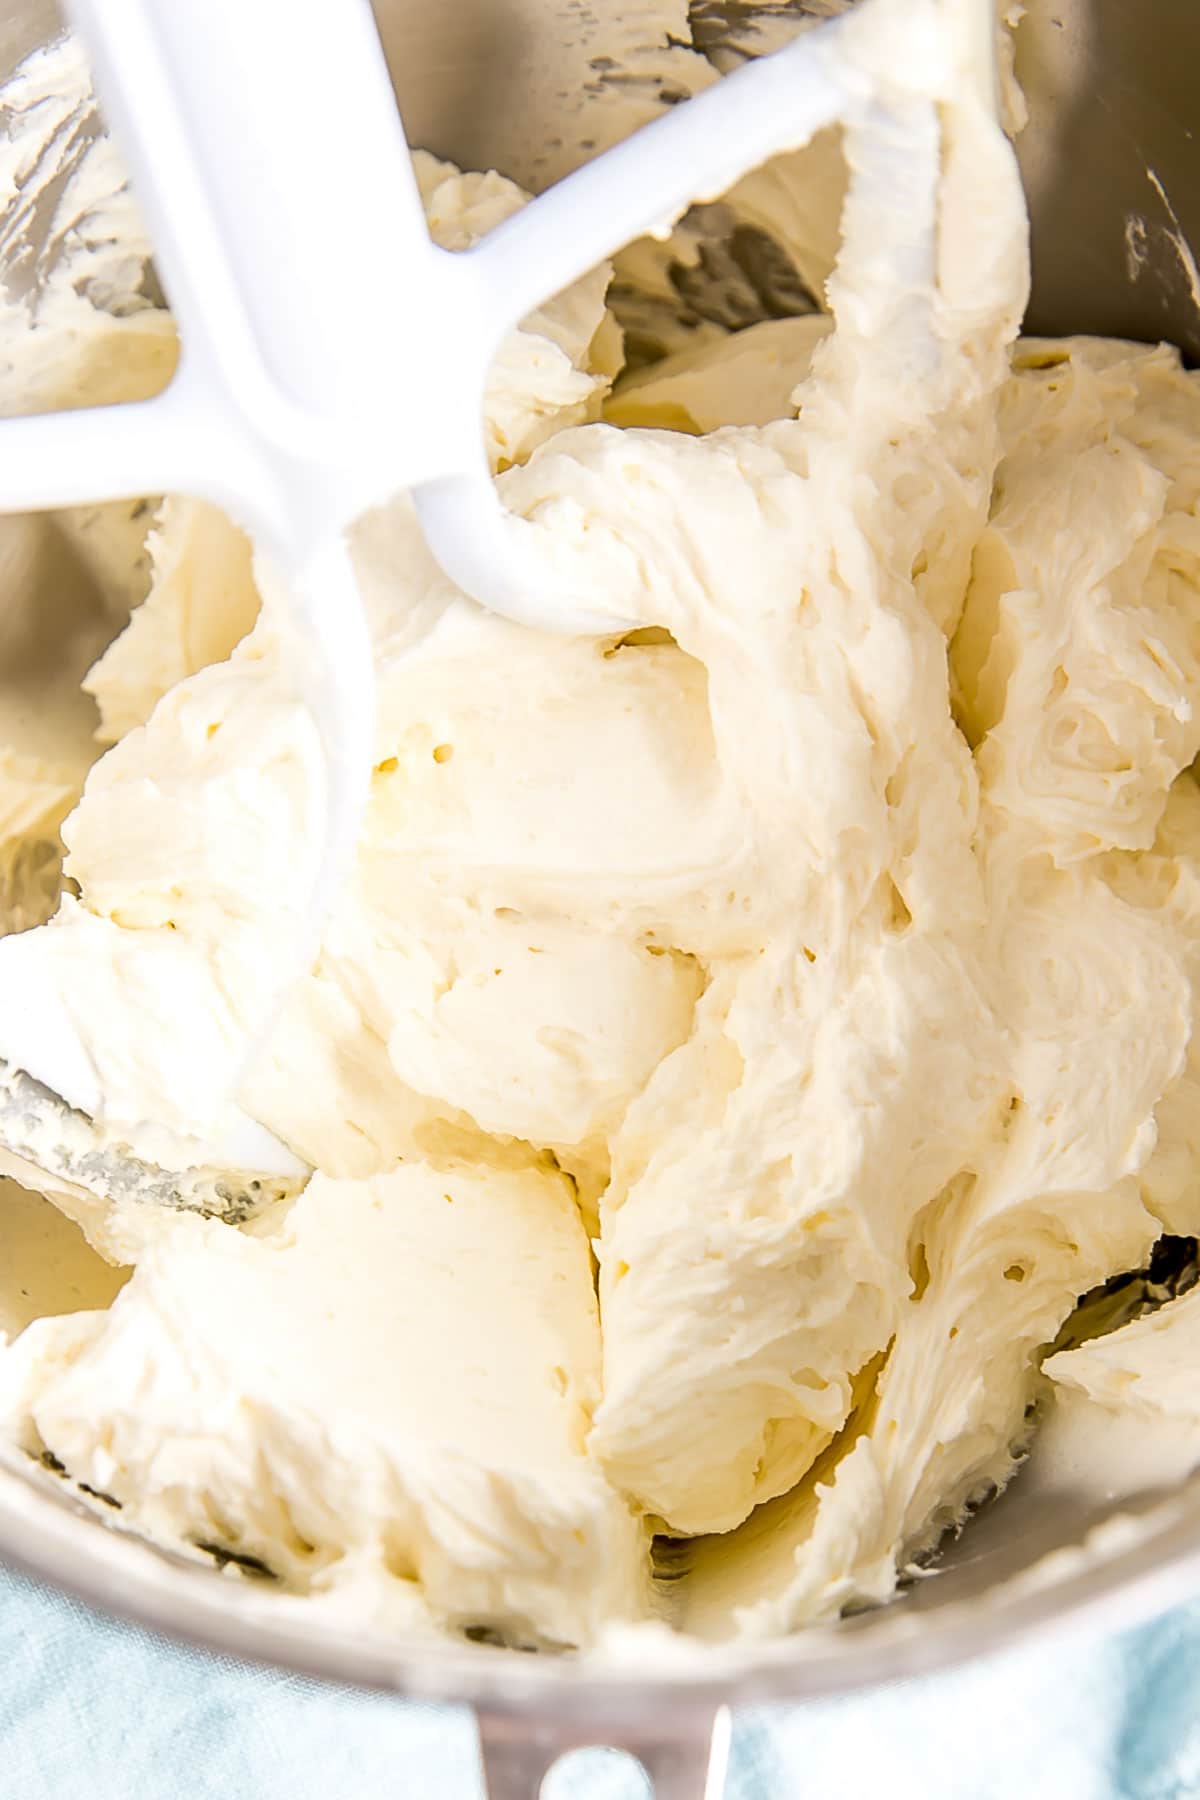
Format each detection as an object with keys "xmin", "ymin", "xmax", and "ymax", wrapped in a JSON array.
[{"xmin": 476, "ymin": 1703, "xmax": 731, "ymax": 1798}]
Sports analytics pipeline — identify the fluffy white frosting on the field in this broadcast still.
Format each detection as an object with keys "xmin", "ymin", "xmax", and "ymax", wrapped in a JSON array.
[
  {"xmin": 0, "ymin": 1159, "xmax": 647, "ymax": 1644},
  {"xmin": 4, "ymin": 12, "xmax": 1200, "ymax": 1652}
]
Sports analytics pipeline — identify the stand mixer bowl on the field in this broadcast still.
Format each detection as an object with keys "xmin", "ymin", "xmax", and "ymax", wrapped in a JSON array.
[{"xmin": 1, "ymin": 2, "xmax": 1199, "ymax": 1793}]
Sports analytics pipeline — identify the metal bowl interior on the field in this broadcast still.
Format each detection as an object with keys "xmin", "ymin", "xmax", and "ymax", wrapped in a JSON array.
[{"xmin": 2, "ymin": 0, "xmax": 1200, "ymax": 1716}]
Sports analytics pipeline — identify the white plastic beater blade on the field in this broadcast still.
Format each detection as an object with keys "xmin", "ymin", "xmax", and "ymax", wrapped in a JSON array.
[{"xmin": 2, "ymin": 0, "xmax": 946, "ymax": 602}]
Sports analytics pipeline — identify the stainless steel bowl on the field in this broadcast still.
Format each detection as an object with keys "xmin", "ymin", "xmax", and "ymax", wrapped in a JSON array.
[{"xmin": 2, "ymin": 4, "xmax": 1200, "ymax": 1793}]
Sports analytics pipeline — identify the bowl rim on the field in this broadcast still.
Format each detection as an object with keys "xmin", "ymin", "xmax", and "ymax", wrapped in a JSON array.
[{"xmin": 4, "ymin": 1452, "xmax": 1200, "ymax": 1717}]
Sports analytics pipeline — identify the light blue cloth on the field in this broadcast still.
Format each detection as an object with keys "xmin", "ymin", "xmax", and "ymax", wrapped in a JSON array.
[{"xmin": 0, "ymin": 1561, "xmax": 1192, "ymax": 1798}]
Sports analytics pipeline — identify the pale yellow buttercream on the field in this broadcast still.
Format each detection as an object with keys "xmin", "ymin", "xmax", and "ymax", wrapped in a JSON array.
[{"xmin": 3, "ymin": 12, "xmax": 1200, "ymax": 1652}]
